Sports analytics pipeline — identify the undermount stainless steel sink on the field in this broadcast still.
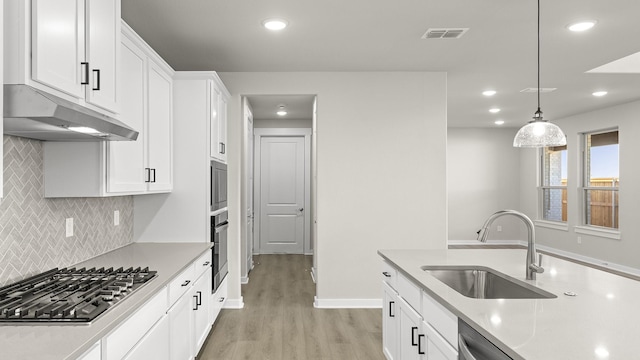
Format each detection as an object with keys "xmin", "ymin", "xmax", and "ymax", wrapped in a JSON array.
[{"xmin": 421, "ymin": 265, "xmax": 557, "ymax": 299}]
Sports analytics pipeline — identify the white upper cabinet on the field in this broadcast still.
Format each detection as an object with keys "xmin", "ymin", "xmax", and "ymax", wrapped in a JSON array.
[
  {"xmin": 7, "ymin": 0, "xmax": 120, "ymax": 114},
  {"xmin": 84, "ymin": 0, "xmax": 120, "ymax": 111},
  {"xmin": 31, "ymin": 0, "xmax": 85, "ymax": 99},
  {"xmin": 210, "ymin": 78, "xmax": 229, "ymax": 163},
  {"xmin": 146, "ymin": 60, "xmax": 173, "ymax": 191},
  {"xmin": 42, "ymin": 22, "xmax": 174, "ymax": 198}
]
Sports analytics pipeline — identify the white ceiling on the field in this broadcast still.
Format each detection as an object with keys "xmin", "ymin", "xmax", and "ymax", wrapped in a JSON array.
[
  {"xmin": 246, "ymin": 95, "xmax": 315, "ymax": 121},
  {"xmin": 122, "ymin": 0, "xmax": 640, "ymax": 127}
]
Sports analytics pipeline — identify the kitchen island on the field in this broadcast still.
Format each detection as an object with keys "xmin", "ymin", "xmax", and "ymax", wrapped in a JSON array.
[
  {"xmin": 0, "ymin": 242, "xmax": 211, "ymax": 360},
  {"xmin": 379, "ymin": 249, "xmax": 640, "ymax": 359}
]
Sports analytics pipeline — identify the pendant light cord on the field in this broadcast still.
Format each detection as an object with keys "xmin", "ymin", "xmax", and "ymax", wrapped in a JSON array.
[{"xmin": 537, "ymin": 0, "xmax": 541, "ymax": 113}]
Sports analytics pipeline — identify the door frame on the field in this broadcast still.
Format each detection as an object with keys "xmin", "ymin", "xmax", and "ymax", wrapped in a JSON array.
[{"xmin": 254, "ymin": 128, "xmax": 312, "ymax": 255}]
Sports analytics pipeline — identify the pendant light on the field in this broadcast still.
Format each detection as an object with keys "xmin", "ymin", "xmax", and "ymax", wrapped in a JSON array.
[{"xmin": 513, "ymin": 0, "xmax": 566, "ymax": 148}]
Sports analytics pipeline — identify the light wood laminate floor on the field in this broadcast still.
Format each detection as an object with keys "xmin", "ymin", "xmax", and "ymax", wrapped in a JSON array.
[{"xmin": 197, "ymin": 254, "xmax": 384, "ymax": 360}]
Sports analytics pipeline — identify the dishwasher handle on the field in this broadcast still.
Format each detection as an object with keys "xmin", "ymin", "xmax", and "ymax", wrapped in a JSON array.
[{"xmin": 458, "ymin": 334, "xmax": 478, "ymax": 360}]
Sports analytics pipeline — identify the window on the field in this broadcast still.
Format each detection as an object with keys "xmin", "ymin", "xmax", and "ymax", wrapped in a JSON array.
[
  {"xmin": 582, "ymin": 130, "xmax": 619, "ymax": 229},
  {"xmin": 540, "ymin": 145, "xmax": 567, "ymax": 222}
]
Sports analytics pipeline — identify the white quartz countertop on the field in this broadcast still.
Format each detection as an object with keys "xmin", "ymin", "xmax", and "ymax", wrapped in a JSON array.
[
  {"xmin": 0, "ymin": 242, "xmax": 211, "ymax": 360},
  {"xmin": 378, "ymin": 249, "xmax": 640, "ymax": 360}
]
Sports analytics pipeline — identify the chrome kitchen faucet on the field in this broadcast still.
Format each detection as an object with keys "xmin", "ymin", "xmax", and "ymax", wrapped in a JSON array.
[{"xmin": 477, "ymin": 210, "xmax": 544, "ymax": 280}]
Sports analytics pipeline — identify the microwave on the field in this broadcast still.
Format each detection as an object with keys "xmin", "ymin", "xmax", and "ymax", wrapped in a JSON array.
[{"xmin": 211, "ymin": 160, "xmax": 227, "ymax": 211}]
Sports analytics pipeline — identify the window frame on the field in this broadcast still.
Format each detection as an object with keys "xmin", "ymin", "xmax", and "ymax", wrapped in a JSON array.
[
  {"xmin": 580, "ymin": 128, "xmax": 620, "ymax": 232},
  {"xmin": 538, "ymin": 145, "xmax": 567, "ymax": 224}
]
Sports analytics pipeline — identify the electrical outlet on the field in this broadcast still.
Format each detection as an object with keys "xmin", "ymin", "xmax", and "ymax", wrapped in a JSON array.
[
  {"xmin": 65, "ymin": 218, "xmax": 73, "ymax": 237},
  {"xmin": 577, "ymin": 236, "xmax": 582, "ymax": 244},
  {"xmin": 497, "ymin": 225, "xmax": 503, "ymax": 232},
  {"xmin": 114, "ymin": 210, "xmax": 120, "ymax": 226}
]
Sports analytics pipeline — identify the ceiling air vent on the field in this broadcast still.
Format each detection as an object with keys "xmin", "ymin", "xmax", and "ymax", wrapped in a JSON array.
[
  {"xmin": 520, "ymin": 88, "xmax": 557, "ymax": 93},
  {"xmin": 421, "ymin": 28, "xmax": 469, "ymax": 39}
]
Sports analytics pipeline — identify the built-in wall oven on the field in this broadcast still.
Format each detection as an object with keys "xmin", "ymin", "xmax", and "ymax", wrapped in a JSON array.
[
  {"xmin": 211, "ymin": 160, "xmax": 227, "ymax": 212},
  {"xmin": 211, "ymin": 211, "xmax": 229, "ymax": 293}
]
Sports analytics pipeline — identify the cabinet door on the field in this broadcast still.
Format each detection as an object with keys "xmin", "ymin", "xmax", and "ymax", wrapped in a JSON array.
[
  {"xmin": 398, "ymin": 297, "xmax": 422, "ymax": 360},
  {"xmin": 422, "ymin": 321, "xmax": 458, "ymax": 360},
  {"xmin": 383, "ymin": 282, "xmax": 399, "ymax": 360},
  {"xmin": 193, "ymin": 268, "xmax": 212, "ymax": 353},
  {"xmin": 168, "ymin": 292, "xmax": 193, "ymax": 360},
  {"xmin": 147, "ymin": 60, "xmax": 173, "ymax": 192},
  {"xmin": 77, "ymin": 342, "xmax": 100, "ymax": 360},
  {"xmin": 85, "ymin": 0, "xmax": 120, "ymax": 112},
  {"xmin": 209, "ymin": 82, "xmax": 221, "ymax": 159},
  {"xmin": 123, "ymin": 315, "xmax": 170, "ymax": 360},
  {"xmin": 217, "ymin": 95, "xmax": 228, "ymax": 162},
  {"xmin": 31, "ymin": 0, "xmax": 85, "ymax": 98},
  {"xmin": 107, "ymin": 35, "xmax": 147, "ymax": 193}
]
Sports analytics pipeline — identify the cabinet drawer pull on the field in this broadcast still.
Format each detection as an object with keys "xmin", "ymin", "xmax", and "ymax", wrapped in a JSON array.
[
  {"xmin": 382, "ymin": 271, "xmax": 391, "ymax": 278},
  {"xmin": 417, "ymin": 334, "xmax": 425, "ymax": 354},
  {"xmin": 411, "ymin": 326, "xmax": 418, "ymax": 346},
  {"xmin": 203, "ymin": 261, "xmax": 210, "ymax": 266},
  {"xmin": 81, "ymin": 62, "xmax": 89, "ymax": 85},
  {"xmin": 193, "ymin": 295, "xmax": 199, "ymax": 310},
  {"xmin": 196, "ymin": 291, "xmax": 202, "ymax": 306},
  {"xmin": 181, "ymin": 280, "xmax": 191, "ymax": 287},
  {"xmin": 92, "ymin": 69, "xmax": 101, "ymax": 90},
  {"xmin": 389, "ymin": 301, "xmax": 395, "ymax": 318},
  {"xmin": 218, "ymin": 297, "xmax": 225, "ymax": 302}
]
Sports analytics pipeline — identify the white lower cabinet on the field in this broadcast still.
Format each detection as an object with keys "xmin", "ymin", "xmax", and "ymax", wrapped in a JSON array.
[
  {"xmin": 210, "ymin": 276, "xmax": 228, "ymax": 324},
  {"xmin": 124, "ymin": 315, "xmax": 170, "ymax": 360},
  {"xmin": 168, "ymin": 290, "xmax": 193, "ymax": 360},
  {"xmin": 85, "ymin": 253, "xmax": 217, "ymax": 360},
  {"xmin": 382, "ymin": 262, "xmax": 458, "ymax": 360},
  {"xmin": 382, "ymin": 282, "xmax": 399, "ymax": 360},
  {"xmin": 192, "ymin": 268, "xmax": 212, "ymax": 352}
]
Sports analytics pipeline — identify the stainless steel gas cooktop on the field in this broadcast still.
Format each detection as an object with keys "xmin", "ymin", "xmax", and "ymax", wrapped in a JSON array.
[{"xmin": 0, "ymin": 267, "xmax": 156, "ymax": 324}]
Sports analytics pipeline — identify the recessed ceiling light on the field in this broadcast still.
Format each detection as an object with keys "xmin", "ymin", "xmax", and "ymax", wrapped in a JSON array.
[
  {"xmin": 276, "ymin": 105, "xmax": 287, "ymax": 116},
  {"xmin": 482, "ymin": 90, "xmax": 497, "ymax": 97},
  {"xmin": 494, "ymin": 120, "xmax": 505, "ymax": 125},
  {"xmin": 567, "ymin": 21, "xmax": 596, "ymax": 32},
  {"xmin": 263, "ymin": 19, "xmax": 288, "ymax": 31},
  {"xmin": 489, "ymin": 108, "xmax": 500, "ymax": 113},
  {"xmin": 592, "ymin": 91, "xmax": 608, "ymax": 97}
]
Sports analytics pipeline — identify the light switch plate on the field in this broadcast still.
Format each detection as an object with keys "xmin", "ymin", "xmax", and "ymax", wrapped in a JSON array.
[
  {"xmin": 114, "ymin": 210, "xmax": 120, "ymax": 226},
  {"xmin": 65, "ymin": 218, "xmax": 73, "ymax": 237}
]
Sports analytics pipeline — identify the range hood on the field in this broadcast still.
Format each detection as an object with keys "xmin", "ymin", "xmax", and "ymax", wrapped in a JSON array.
[{"xmin": 3, "ymin": 84, "xmax": 139, "ymax": 141}]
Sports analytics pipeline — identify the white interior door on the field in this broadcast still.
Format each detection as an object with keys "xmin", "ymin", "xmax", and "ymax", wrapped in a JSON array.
[{"xmin": 259, "ymin": 137, "xmax": 305, "ymax": 254}]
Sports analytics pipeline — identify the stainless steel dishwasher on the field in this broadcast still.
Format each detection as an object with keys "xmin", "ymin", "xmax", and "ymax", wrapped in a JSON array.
[{"xmin": 458, "ymin": 319, "xmax": 513, "ymax": 360}]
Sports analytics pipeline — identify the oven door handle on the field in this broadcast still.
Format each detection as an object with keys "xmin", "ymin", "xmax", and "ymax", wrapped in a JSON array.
[
  {"xmin": 215, "ymin": 222, "xmax": 229, "ymax": 233},
  {"xmin": 458, "ymin": 334, "xmax": 478, "ymax": 360}
]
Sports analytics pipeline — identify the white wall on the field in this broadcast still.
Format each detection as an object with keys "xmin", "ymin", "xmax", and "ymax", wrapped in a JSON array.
[
  {"xmin": 220, "ymin": 72, "xmax": 447, "ymax": 304},
  {"xmin": 520, "ymin": 100, "xmax": 640, "ymax": 269},
  {"xmin": 447, "ymin": 128, "xmax": 524, "ymax": 242},
  {"xmin": 254, "ymin": 118, "xmax": 312, "ymax": 128}
]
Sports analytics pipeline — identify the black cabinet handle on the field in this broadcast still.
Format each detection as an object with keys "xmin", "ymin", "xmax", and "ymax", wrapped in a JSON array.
[
  {"xmin": 151, "ymin": 168, "xmax": 156, "ymax": 183},
  {"xmin": 81, "ymin": 62, "xmax": 89, "ymax": 85},
  {"xmin": 181, "ymin": 280, "xmax": 191, "ymax": 287},
  {"xmin": 203, "ymin": 261, "xmax": 211, "ymax": 266},
  {"xmin": 196, "ymin": 291, "xmax": 202, "ymax": 306},
  {"xmin": 145, "ymin": 168, "xmax": 151, "ymax": 183},
  {"xmin": 92, "ymin": 69, "xmax": 101, "ymax": 90},
  {"xmin": 411, "ymin": 326, "xmax": 419, "ymax": 346},
  {"xmin": 382, "ymin": 272, "xmax": 391, "ymax": 278},
  {"xmin": 418, "ymin": 334, "xmax": 425, "ymax": 354},
  {"xmin": 193, "ymin": 295, "xmax": 199, "ymax": 310},
  {"xmin": 389, "ymin": 301, "xmax": 395, "ymax": 318},
  {"xmin": 219, "ymin": 142, "xmax": 224, "ymax": 155}
]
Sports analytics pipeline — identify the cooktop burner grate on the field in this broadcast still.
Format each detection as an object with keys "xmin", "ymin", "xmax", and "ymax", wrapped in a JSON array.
[{"xmin": 0, "ymin": 266, "xmax": 157, "ymax": 324}]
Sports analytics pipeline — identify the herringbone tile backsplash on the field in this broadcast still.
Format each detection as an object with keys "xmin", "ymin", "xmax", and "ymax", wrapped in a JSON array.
[{"xmin": 0, "ymin": 135, "xmax": 133, "ymax": 287}]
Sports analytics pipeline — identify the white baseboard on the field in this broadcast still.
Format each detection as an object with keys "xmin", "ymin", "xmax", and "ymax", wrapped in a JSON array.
[
  {"xmin": 536, "ymin": 244, "xmax": 640, "ymax": 277},
  {"xmin": 241, "ymin": 276, "xmax": 249, "ymax": 285},
  {"xmin": 310, "ymin": 266, "xmax": 316, "ymax": 283},
  {"xmin": 313, "ymin": 296, "xmax": 382, "ymax": 309},
  {"xmin": 448, "ymin": 239, "xmax": 526, "ymax": 246},
  {"xmin": 223, "ymin": 297, "xmax": 245, "ymax": 309}
]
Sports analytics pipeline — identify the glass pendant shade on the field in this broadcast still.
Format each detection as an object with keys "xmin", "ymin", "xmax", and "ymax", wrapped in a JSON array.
[{"xmin": 513, "ymin": 120, "xmax": 567, "ymax": 147}]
